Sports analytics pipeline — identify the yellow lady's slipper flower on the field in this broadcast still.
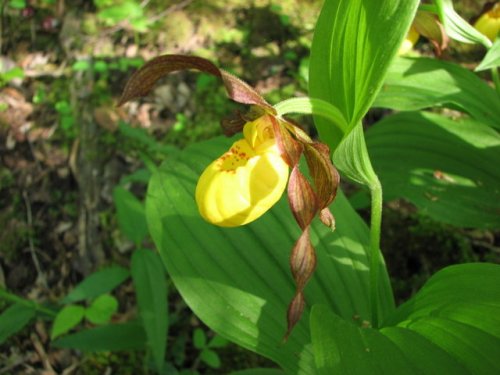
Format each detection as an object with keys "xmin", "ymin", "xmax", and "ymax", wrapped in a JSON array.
[
  {"xmin": 195, "ymin": 115, "xmax": 289, "ymax": 227},
  {"xmin": 399, "ymin": 25, "xmax": 420, "ymax": 55},
  {"xmin": 119, "ymin": 54, "xmax": 340, "ymax": 339},
  {"xmin": 399, "ymin": 11, "xmax": 449, "ymax": 56},
  {"xmin": 474, "ymin": 3, "xmax": 500, "ymax": 41}
]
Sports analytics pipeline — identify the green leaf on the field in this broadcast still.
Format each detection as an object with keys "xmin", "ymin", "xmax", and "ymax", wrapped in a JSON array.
[
  {"xmin": 193, "ymin": 328, "xmax": 206, "ymax": 349},
  {"xmin": 51, "ymin": 305, "xmax": 85, "ymax": 340},
  {"xmin": 62, "ymin": 266, "xmax": 129, "ymax": 304},
  {"xmin": 309, "ymin": 0, "xmax": 420, "ymax": 145},
  {"xmin": 385, "ymin": 263, "xmax": 500, "ymax": 374},
  {"xmin": 433, "ymin": 0, "xmax": 492, "ymax": 48},
  {"xmin": 0, "ymin": 303, "xmax": 35, "ymax": 344},
  {"xmin": 0, "ymin": 67, "xmax": 24, "ymax": 82},
  {"xmin": 146, "ymin": 136, "xmax": 394, "ymax": 375},
  {"xmin": 309, "ymin": 0, "xmax": 419, "ymax": 188},
  {"xmin": 52, "ymin": 322, "xmax": 147, "ymax": 351},
  {"xmin": 374, "ymin": 57, "xmax": 500, "ymax": 130},
  {"xmin": 228, "ymin": 370, "xmax": 286, "ymax": 375},
  {"xmin": 200, "ymin": 348, "xmax": 221, "ymax": 369},
  {"xmin": 366, "ymin": 111, "xmax": 500, "ymax": 228},
  {"xmin": 311, "ymin": 305, "xmax": 418, "ymax": 375},
  {"xmin": 476, "ymin": 38, "xmax": 500, "ymax": 72},
  {"xmin": 72, "ymin": 60, "xmax": 91, "ymax": 72},
  {"xmin": 113, "ymin": 186, "xmax": 148, "ymax": 245},
  {"xmin": 208, "ymin": 334, "xmax": 228, "ymax": 348},
  {"xmin": 8, "ymin": 0, "xmax": 26, "ymax": 9},
  {"xmin": 332, "ymin": 123, "xmax": 378, "ymax": 187},
  {"xmin": 85, "ymin": 294, "xmax": 118, "ymax": 325},
  {"xmin": 310, "ymin": 264, "xmax": 500, "ymax": 374},
  {"xmin": 131, "ymin": 249, "xmax": 168, "ymax": 374},
  {"xmin": 98, "ymin": 2, "xmax": 143, "ymax": 24}
]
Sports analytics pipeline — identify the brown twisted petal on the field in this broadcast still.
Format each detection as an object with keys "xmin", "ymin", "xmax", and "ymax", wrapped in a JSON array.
[
  {"xmin": 287, "ymin": 166, "xmax": 318, "ymax": 231},
  {"xmin": 281, "ymin": 119, "xmax": 313, "ymax": 144},
  {"xmin": 118, "ymin": 54, "xmax": 275, "ymax": 113},
  {"xmin": 290, "ymin": 226, "xmax": 317, "ymax": 289},
  {"xmin": 319, "ymin": 207, "xmax": 336, "ymax": 231},
  {"xmin": 304, "ymin": 143, "xmax": 340, "ymax": 210},
  {"xmin": 414, "ymin": 11, "xmax": 449, "ymax": 55},
  {"xmin": 270, "ymin": 117, "xmax": 303, "ymax": 168},
  {"xmin": 284, "ymin": 290, "xmax": 305, "ymax": 341}
]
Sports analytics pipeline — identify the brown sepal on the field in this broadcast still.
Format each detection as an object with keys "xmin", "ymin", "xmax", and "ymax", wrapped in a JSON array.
[
  {"xmin": 319, "ymin": 207, "xmax": 336, "ymax": 231},
  {"xmin": 304, "ymin": 143, "xmax": 340, "ymax": 210},
  {"xmin": 221, "ymin": 110, "xmax": 246, "ymax": 136},
  {"xmin": 118, "ymin": 54, "xmax": 275, "ymax": 113},
  {"xmin": 288, "ymin": 166, "xmax": 318, "ymax": 231},
  {"xmin": 281, "ymin": 118, "xmax": 313, "ymax": 144},
  {"xmin": 414, "ymin": 11, "xmax": 449, "ymax": 56},
  {"xmin": 290, "ymin": 226, "xmax": 317, "ymax": 289},
  {"xmin": 284, "ymin": 291, "xmax": 305, "ymax": 342},
  {"xmin": 271, "ymin": 117, "xmax": 303, "ymax": 167}
]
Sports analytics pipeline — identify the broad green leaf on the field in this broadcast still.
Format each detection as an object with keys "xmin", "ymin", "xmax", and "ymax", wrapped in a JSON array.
[
  {"xmin": 51, "ymin": 305, "xmax": 85, "ymax": 339},
  {"xmin": 384, "ymin": 263, "xmax": 500, "ymax": 329},
  {"xmin": 366, "ymin": 111, "xmax": 500, "ymax": 228},
  {"xmin": 62, "ymin": 266, "xmax": 129, "ymax": 304},
  {"xmin": 476, "ymin": 38, "xmax": 500, "ymax": 72},
  {"xmin": 374, "ymin": 57, "xmax": 500, "ymax": 130},
  {"xmin": 384, "ymin": 263, "xmax": 500, "ymax": 374},
  {"xmin": 113, "ymin": 186, "xmax": 148, "ymax": 245},
  {"xmin": 85, "ymin": 294, "xmax": 118, "ymax": 325},
  {"xmin": 309, "ymin": 0, "xmax": 419, "ymax": 188},
  {"xmin": 332, "ymin": 123, "xmax": 378, "ymax": 187},
  {"xmin": 0, "ymin": 303, "xmax": 35, "ymax": 344},
  {"xmin": 433, "ymin": 0, "xmax": 492, "ymax": 48},
  {"xmin": 131, "ymin": 249, "xmax": 168, "ymax": 374},
  {"xmin": 52, "ymin": 321, "xmax": 146, "ymax": 351},
  {"xmin": 311, "ymin": 305, "xmax": 420, "ymax": 375},
  {"xmin": 146, "ymin": 136, "xmax": 394, "ymax": 375},
  {"xmin": 311, "ymin": 263, "xmax": 500, "ymax": 374},
  {"xmin": 309, "ymin": 0, "xmax": 420, "ymax": 146}
]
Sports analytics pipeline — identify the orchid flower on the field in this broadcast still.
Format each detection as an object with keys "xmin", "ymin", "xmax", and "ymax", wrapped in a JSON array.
[
  {"xmin": 119, "ymin": 55, "xmax": 340, "ymax": 338},
  {"xmin": 474, "ymin": 2, "xmax": 499, "ymax": 42},
  {"xmin": 399, "ymin": 10, "xmax": 449, "ymax": 55}
]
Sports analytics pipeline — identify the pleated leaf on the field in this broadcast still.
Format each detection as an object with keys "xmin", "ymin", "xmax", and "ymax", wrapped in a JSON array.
[
  {"xmin": 433, "ymin": 0, "xmax": 492, "ymax": 48},
  {"xmin": 374, "ymin": 57, "xmax": 500, "ymax": 130},
  {"xmin": 309, "ymin": 0, "xmax": 420, "ymax": 146},
  {"xmin": 366, "ymin": 111, "xmax": 500, "ymax": 228},
  {"xmin": 145, "ymin": 136, "xmax": 394, "ymax": 375},
  {"xmin": 309, "ymin": 0, "xmax": 419, "ymax": 188},
  {"xmin": 311, "ymin": 263, "xmax": 500, "ymax": 374},
  {"xmin": 476, "ymin": 38, "xmax": 500, "ymax": 72}
]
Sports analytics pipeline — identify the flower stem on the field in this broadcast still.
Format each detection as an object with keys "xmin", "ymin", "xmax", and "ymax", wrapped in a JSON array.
[
  {"xmin": 369, "ymin": 178, "xmax": 383, "ymax": 328},
  {"xmin": 491, "ymin": 67, "xmax": 500, "ymax": 98}
]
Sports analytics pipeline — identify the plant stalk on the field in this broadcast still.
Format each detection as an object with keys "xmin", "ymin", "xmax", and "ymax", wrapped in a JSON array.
[
  {"xmin": 369, "ymin": 179, "xmax": 383, "ymax": 328},
  {"xmin": 0, "ymin": 288, "xmax": 57, "ymax": 317},
  {"xmin": 491, "ymin": 67, "xmax": 500, "ymax": 98}
]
